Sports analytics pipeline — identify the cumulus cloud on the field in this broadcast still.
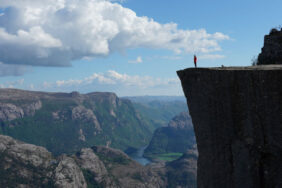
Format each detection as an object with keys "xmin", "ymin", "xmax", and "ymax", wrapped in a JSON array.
[
  {"xmin": 0, "ymin": 0, "xmax": 229, "ymax": 67},
  {"xmin": 47, "ymin": 70, "xmax": 180, "ymax": 95},
  {"xmin": 128, "ymin": 56, "xmax": 143, "ymax": 64},
  {"xmin": 0, "ymin": 62, "xmax": 30, "ymax": 76},
  {"xmin": 55, "ymin": 70, "xmax": 178, "ymax": 88}
]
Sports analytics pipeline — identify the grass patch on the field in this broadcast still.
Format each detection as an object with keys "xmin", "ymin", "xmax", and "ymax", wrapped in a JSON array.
[{"xmin": 155, "ymin": 153, "xmax": 183, "ymax": 161}]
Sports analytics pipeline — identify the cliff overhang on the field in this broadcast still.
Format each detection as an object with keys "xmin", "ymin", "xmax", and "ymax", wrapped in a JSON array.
[{"xmin": 177, "ymin": 65, "xmax": 282, "ymax": 188}]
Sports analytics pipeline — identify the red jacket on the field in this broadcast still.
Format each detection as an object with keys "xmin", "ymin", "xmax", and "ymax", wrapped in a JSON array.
[{"xmin": 194, "ymin": 56, "xmax": 197, "ymax": 63}]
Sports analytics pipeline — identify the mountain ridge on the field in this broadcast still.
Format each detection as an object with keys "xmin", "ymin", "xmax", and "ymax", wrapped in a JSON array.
[{"xmin": 0, "ymin": 88, "xmax": 153, "ymax": 155}]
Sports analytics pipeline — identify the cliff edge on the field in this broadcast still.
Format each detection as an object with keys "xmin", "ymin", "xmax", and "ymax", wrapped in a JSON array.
[{"xmin": 177, "ymin": 65, "xmax": 282, "ymax": 188}]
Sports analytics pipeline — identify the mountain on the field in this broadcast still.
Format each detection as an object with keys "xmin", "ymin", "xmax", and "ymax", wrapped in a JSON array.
[
  {"xmin": 124, "ymin": 96, "xmax": 188, "ymax": 129},
  {"xmin": 144, "ymin": 112, "xmax": 196, "ymax": 160},
  {"xmin": 123, "ymin": 96, "xmax": 186, "ymax": 103},
  {"xmin": 0, "ymin": 89, "xmax": 152, "ymax": 155},
  {"xmin": 0, "ymin": 134, "xmax": 197, "ymax": 188}
]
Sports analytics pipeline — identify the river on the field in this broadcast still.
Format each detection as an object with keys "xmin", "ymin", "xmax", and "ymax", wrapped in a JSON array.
[{"xmin": 128, "ymin": 146, "xmax": 151, "ymax": 166}]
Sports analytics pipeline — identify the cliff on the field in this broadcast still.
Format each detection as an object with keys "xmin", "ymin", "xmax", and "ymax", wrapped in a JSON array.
[
  {"xmin": 258, "ymin": 28, "xmax": 282, "ymax": 65},
  {"xmin": 177, "ymin": 65, "xmax": 282, "ymax": 188}
]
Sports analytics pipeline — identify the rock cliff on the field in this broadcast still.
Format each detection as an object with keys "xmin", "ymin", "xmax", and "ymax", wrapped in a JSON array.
[
  {"xmin": 258, "ymin": 28, "xmax": 282, "ymax": 65},
  {"xmin": 177, "ymin": 65, "xmax": 282, "ymax": 188}
]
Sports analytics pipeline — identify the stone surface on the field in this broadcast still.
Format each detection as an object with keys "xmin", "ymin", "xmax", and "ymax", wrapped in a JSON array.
[
  {"xmin": 177, "ymin": 65, "xmax": 282, "ymax": 188},
  {"xmin": 168, "ymin": 111, "xmax": 193, "ymax": 129},
  {"xmin": 0, "ymin": 135, "xmax": 86, "ymax": 188},
  {"xmin": 54, "ymin": 155, "xmax": 87, "ymax": 188},
  {"xmin": 72, "ymin": 105, "xmax": 101, "ymax": 131},
  {"xmin": 75, "ymin": 148, "xmax": 111, "ymax": 185},
  {"xmin": 0, "ymin": 134, "xmax": 196, "ymax": 188},
  {"xmin": 0, "ymin": 100, "xmax": 42, "ymax": 122},
  {"xmin": 258, "ymin": 28, "xmax": 282, "ymax": 65},
  {"xmin": 0, "ymin": 103, "xmax": 24, "ymax": 121}
]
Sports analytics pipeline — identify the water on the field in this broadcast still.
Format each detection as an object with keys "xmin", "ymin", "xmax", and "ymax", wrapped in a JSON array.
[{"xmin": 129, "ymin": 146, "xmax": 151, "ymax": 166}]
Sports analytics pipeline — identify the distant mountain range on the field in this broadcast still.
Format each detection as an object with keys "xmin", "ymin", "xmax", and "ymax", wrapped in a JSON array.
[
  {"xmin": 0, "ymin": 89, "xmax": 153, "ymax": 155},
  {"xmin": 0, "ymin": 89, "xmax": 189, "ymax": 156},
  {"xmin": 125, "ymin": 96, "xmax": 188, "ymax": 129},
  {"xmin": 123, "ymin": 96, "xmax": 186, "ymax": 103}
]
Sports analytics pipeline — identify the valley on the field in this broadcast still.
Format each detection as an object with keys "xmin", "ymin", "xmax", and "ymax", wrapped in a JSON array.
[
  {"xmin": 0, "ymin": 89, "xmax": 194, "ymax": 163},
  {"xmin": 0, "ymin": 90, "xmax": 197, "ymax": 187}
]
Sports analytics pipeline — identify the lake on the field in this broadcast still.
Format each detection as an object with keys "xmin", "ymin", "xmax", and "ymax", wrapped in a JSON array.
[{"xmin": 128, "ymin": 146, "xmax": 151, "ymax": 166}]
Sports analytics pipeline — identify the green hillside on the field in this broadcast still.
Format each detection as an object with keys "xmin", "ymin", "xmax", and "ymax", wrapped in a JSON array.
[
  {"xmin": 0, "ymin": 89, "xmax": 153, "ymax": 156},
  {"xmin": 126, "ymin": 97, "xmax": 188, "ymax": 129},
  {"xmin": 144, "ymin": 112, "xmax": 196, "ymax": 160}
]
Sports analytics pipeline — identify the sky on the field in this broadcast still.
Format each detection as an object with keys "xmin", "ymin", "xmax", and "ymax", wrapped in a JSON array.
[{"xmin": 0, "ymin": 0, "xmax": 281, "ymax": 96}]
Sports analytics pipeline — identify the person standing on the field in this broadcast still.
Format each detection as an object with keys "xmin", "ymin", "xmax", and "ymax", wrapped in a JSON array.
[{"xmin": 194, "ymin": 55, "xmax": 197, "ymax": 68}]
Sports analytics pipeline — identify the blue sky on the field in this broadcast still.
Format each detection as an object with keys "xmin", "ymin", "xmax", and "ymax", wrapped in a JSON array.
[{"xmin": 0, "ymin": 0, "xmax": 281, "ymax": 96}]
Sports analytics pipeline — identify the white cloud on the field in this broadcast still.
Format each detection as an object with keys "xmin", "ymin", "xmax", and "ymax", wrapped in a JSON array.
[
  {"xmin": 0, "ymin": 27, "xmax": 62, "ymax": 48},
  {"xmin": 128, "ymin": 56, "xmax": 143, "ymax": 64},
  {"xmin": 0, "ymin": 0, "xmax": 229, "ymax": 67},
  {"xmin": 198, "ymin": 54, "xmax": 225, "ymax": 60},
  {"xmin": 53, "ymin": 70, "xmax": 178, "ymax": 89}
]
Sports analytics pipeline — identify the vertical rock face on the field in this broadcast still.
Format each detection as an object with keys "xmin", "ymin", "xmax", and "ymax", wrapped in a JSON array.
[
  {"xmin": 177, "ymin": 66, "xmax": 282, "ymax": 188},
  {"xmin": 258, "ymin": 28, "xmax": 282, "ymax": 65}
]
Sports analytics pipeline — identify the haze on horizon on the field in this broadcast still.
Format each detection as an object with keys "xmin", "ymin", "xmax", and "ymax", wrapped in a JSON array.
[{"xmin": 0, "ymin": 0, "xmax": 281, "ymax": 96}]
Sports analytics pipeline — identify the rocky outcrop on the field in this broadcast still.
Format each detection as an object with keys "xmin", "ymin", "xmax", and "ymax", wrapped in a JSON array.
[
  {"xmin": 23, "ymin": 100, "xmax": 42, "ymax": 116},
  {"xmin": 1, "ymin": 135, "xmax": 196, "ymax": 188},
  {"xmin": 177, "ymin": 66, "xmax": 282, "ymax": 188},
  {"xmin": 54, "ymin": 155, "xmax": 87, "ymax": 188},
  {"xmin": 168, "ymin": 111, "xmax": 193, "ymax": 129},
  {"xmin": 72, "ymin": 105, "xmax": 101, "ymax": 131},
  {"xmin": 0, "ymin": 103, "xmax": 24, "ymax": 121},
  {"xmin": 75, "ymin": 148, "xmax": 112, "ymax": 186},
  {"xmin": 89, "ymin": 146, "xmax": 167, "ymax": 188},
  {"xmin": 0, "ymin": 100, "xmax": 42, "ymax": 122},
  {"xmin": 0, "ymin": 135, "xmax": 87, "ymax": 188},
  {"xmin": 258, "ymin": 28, "xmax": 282, "ymax": 65}
]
